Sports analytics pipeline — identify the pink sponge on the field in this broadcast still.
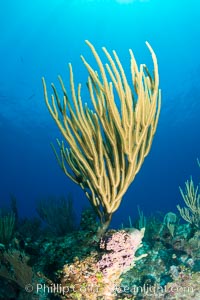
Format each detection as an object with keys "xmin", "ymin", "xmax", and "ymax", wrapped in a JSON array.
[{"xmin": 97, "ymin": 228, "xmax": 146, "ymax": 279}]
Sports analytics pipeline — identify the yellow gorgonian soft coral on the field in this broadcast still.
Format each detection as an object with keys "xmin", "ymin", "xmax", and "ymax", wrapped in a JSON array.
[{"xmin": 42, "ymin": 40, "xmax": 161, "ymax": 235}]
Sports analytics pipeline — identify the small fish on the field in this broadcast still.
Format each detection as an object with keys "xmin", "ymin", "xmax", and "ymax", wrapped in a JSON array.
[{"xmin": 27, "ymin": 94, "xmax": 35, "ymax": 100}]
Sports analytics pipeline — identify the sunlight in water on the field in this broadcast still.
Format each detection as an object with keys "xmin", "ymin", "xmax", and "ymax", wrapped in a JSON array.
[{"xmin": 116, "ymin": 0, "xmax": 149, "ymax": 3}]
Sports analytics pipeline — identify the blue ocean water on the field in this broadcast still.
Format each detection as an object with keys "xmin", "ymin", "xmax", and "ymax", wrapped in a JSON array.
[{"xmin": 0, "ymin": 0, "xmax": 200, "ymax": 228}]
